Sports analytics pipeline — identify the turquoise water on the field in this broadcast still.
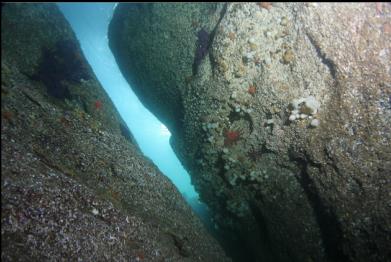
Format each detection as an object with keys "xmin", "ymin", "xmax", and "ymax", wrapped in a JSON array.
[{"xmin": 58, "ymin": 3, "xmax": 203, "ymax": 207}]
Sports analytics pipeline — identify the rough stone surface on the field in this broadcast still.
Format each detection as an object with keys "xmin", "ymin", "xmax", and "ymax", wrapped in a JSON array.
[
  {"xmin": 1, "ymin": 3, "xmax": 230, "ymax": 262},
  {"xmin": 109, "ymin": 3, "xmax": 226, "ymax": 138},
  {"xmin": 109, "ymin": 2, "xmax": 391, "ymax": 262}
]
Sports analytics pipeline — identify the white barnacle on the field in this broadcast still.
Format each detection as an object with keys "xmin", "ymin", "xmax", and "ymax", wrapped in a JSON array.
[
  {"xmin": 289, "ymin": 114, "xmax": 296, "ymax": 121},
  {"xmin": 310, "ymin": 119, "xmax": 320, "ymax": 127},
  {"xmin": 92, "ymin": 208, "xmax": 99, "ymax": 216},
  {"xmin": 266, "ymin": 119, "xmax": 274, "ymax": 125}
]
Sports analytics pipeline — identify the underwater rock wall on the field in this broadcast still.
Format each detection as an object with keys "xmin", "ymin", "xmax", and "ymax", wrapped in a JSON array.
[
  {"xmin": 108, "ymin": 3, "xmax": 227, "ymax": 140},
  {"xmin": 109, "ymin": 3, "xmax": 391, "ymax": 262},
  {"xmin": 1, "ymin": 4, "xmax": 230, "ymax": 261}
]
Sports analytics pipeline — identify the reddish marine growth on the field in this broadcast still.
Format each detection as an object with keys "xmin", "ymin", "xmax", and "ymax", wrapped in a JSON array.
[
  {"xmin": 94, "ymin": 100, "xmax": 102, "ymax": 110},
  {"xmin": 248, "ymin": 85, "xmax": 256, "ymax": 96},
  {"xmin": 2, "ymin": 111, "xmax": 13, "ymax": 121},
  {"xmin": 376, "ymin": 2, "xmax": 383, "ymax": 15},
  {"xmin": 224, "ymin": 130, "xmax": 240, "ymax": 146},
  {"xmin": 59, "ymin": 116, "xmax": 71, "ymax": 127},
  {"xmin": 258, "ymin": 2, "xmax": 272, "ymax": 10}
]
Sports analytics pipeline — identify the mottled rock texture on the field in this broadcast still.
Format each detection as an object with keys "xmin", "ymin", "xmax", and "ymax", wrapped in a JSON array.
[
  {"xmin": 109, "ymin": 2, "xmax": 391, "ymax": 262},
  {"xmin": 1, "ymin": 3, "xmax": 230, "ymax": 261}
]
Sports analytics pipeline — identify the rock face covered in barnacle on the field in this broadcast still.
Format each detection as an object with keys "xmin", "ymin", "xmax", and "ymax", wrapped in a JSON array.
[
  {"xmin": 109, "ymin": 2, "xmax": 391, "ymax": 262},
  {"xmin": 1, "ymin": 4, "xmax": 230, "ymax": 261}
]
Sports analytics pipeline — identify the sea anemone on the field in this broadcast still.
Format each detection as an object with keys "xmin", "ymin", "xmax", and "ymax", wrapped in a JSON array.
[{"xmin": 224, "ymin": 130, "xmax": 240, "ymax": 146}]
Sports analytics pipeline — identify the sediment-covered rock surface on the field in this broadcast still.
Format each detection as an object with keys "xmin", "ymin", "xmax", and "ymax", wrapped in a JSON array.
[
  {"xmin": 1, "ymin": 3, "xmax": 230, "ymax": 261},
  {"xmin": 109, "ymin": 3, "xmax": 391, "ymax": 262}
]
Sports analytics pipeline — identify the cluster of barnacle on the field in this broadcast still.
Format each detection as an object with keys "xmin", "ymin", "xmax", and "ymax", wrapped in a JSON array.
[
  {"xmin": 198, "ymin": 75, "xmax": 265, "ymax": 188},
  {"xmin": 201, "ymin": 80, "xmax": 256, "ymax": 158},
  {"xmin": 201, "ymin": 116, "xmax": 223, "ymax": 146},
  {"xmin": 249, "ymin": 169, "xmax": 269, "ymax": 183},
  {"xmin": 220, "ymin": 141, "xmax": 261, "ymax": 187},
  {"xmin": 288, "ymin": 96, "xmax": 321, "ymax": 128},
  {"xmin": 221, "ymin": 143, "xmax": 270, "ymax": 186},
  {"xmin": 200, "ymin": 99, "xmax": 247, "ymax": 147},
  {"xmin": 215, "ymin": 1, "xmax": 295, "ymax": 88},
  {"xmin": 199, "ymin": 83, "xmax": 263, "ymax": 187},
  {"xmin": 229, "ymin": 82, "xmax": 255, "ymax": 115}
]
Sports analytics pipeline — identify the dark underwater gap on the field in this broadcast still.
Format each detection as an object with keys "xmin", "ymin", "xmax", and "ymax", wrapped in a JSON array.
[
  {"xmin": 289, "ymin": 150, "xmax": 351, "ymax": 262},
  {"xmin": 248, "ymin": 201, "xmax": 277, "ymax": 262},
  {"xmin": 212, "ymin": 225, "xmax": 256, "ymax": 262}
]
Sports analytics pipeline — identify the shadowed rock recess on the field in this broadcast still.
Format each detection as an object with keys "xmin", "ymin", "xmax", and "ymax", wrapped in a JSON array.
[
  {"xmin": 1, "ymin": 4, "xmax": 230, "ymax": 261},
  {"xmin": 109, "ymin": 3, "xmax": 391, "ymax": 262}
]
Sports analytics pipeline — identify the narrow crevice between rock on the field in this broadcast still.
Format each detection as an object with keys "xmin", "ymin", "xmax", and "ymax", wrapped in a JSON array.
[{"xmin": 291, "ymin": 152, "xmax": 352, "ymax": 262}]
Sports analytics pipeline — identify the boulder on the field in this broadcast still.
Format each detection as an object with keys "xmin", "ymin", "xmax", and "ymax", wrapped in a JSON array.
[{"xmin": 109, "ymin": 3, "xmax": 391, "ymax": 261}]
